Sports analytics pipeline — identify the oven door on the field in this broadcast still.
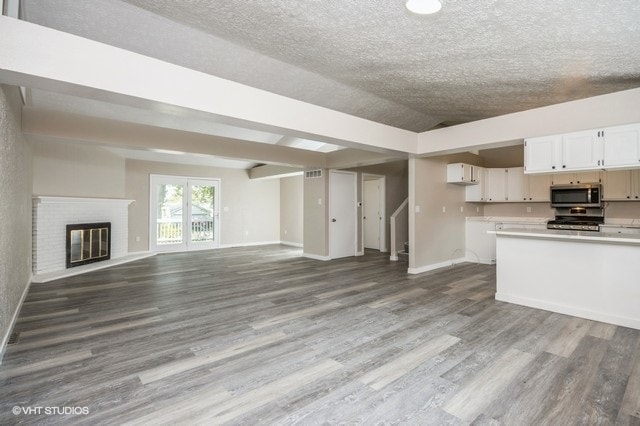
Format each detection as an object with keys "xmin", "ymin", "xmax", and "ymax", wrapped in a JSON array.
[{"xmin": 550, "ymin": 185, "xmax": 601, "ymax": 207}]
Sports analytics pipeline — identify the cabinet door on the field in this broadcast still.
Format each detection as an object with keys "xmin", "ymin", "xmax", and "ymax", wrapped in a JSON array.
[
  {"xmin": 507, "ymin": 167, "xmax": 525, "ymax": 201},
  {"xmin": 632, "ymin": 170, "xmax": 640, "ymax": 200},
  {"xmin": 465, "ymin": 167, "xmax": 486, "ymax": 201},
  {"xmin": 602, "ymin": 170, "xmax": 632, "ymax": 200},
  {"xmin": 602, "ymin": 124, "xmax": 640, "ymax": 168},
  {"xmin": 561, "ymin": 130, "xmax": 602, "ymax": 170},
  {"xmin": 526, "ymin": 174, "xmax": 551, "ymax": 201},
  {"xmin": 486, "ymin": 168, "xmax": 508, "ymax": 201},
  {"xmin": 524, "ymin": 136, "xmax": 561, "ymax": 173}
]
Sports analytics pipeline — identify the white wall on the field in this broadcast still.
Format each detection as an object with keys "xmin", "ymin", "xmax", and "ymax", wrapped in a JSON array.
[
  {"xmin": 32, "ymin": 140, "xmax": 125, "ymax": 198},
  {"xmin": 126, "ymin": 160, "xmax": 280, "ymax": 251},
  {"xmin": 0, "ymin": 84, "xmax": 32, "ymax": 359},
  {"xmin": 409, "ymin": 153, "xmax": 484, "ymax": 273},
  {"xmin": 280, "ymin": 175, "xmax": 303, "ymax": 246}
]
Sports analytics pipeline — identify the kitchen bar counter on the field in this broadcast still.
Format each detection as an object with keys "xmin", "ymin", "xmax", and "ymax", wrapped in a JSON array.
[{"xmin": 495, "ymin": 228, "xmax": 640, "ymax": 330}]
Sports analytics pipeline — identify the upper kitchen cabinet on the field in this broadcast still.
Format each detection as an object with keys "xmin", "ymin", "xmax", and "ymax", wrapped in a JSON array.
[
  {"xmin": 561, "ymin": 130, "xmax": 602, "ymax": 170},
  {"xmin": 525, "ymin": 122, "xmax": 640, "ymax": 174},
  {"xmin": 524, "ymin": 135, "xmax": 561, "ymax": 173},
  {"xmin": 465, "ymin": 167, "xmax": 487, "ymax": 202},
  {"xmin": 601, "ymin": 123, "xmax": 640, "ymax": 169},
  {"xmin": 485, "ymin": 168, "xmax": 508, "ymax": 201},
  {"xmin": 447, "ymin": 163, "xmax": 481, "ymax": 185}
]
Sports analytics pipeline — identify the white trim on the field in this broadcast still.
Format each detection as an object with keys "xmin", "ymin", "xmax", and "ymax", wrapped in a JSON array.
[
  {"xmin": 356, "ymin": 251, "xmax": 364, "ymax": 256},
  {"xmin": 220, "ymin": 240, "xmax": 282, "ymax": 248},
  {"xmin": 407, "ymin": 257, "xmax": 467, "ymax": 274},
  {"xmin": 32, "ymin": 252, "xmax": 156, "ymax": 283},
  {"xmin": 280, "ymin": 241, "xmax": 303, "ymax": 248},
  {"xmin": 33, "ymin": 196, "xmax": 134, "ymax": 205},
  {"xmin": 495, "ymin": 293, "xmax": 640, "ymax": 331},
  {"xmin": 390, "ymin": 254, "xmax": 399, "ymax": 261},
  {"xmin": 302, "ymin": 252, "xmax": 331, "ymax": 261},
  {"xmin": 0, "ymin": 276, "xmax": 31, "ymax": 365}
]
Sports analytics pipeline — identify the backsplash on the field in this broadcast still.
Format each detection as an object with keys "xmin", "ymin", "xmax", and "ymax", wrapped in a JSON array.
[{"xmin": 483, "ymin": 201, "xmax": 640, "ymax": 220}]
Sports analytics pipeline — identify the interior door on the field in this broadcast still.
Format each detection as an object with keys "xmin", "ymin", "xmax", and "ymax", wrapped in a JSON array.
[
  {"xmin": 150, "ymin": 175, "xmax": 220, "ymax": 252},
  {"xmin": 363, "ymin": 179, "xmax": 381, "ymax": 250},
  {"xmin": 329, "ymin": 170, "xmax": 356, "ymax": 259}
]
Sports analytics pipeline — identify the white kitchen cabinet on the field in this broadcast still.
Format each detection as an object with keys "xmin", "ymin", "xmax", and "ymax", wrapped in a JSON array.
[
  {"xmin": 525, "ymin": 123, "xmax": 640, "ymax": 174},
  {"xmin": 465, "ymin": 220, "xmax": 497, "ymax": 264},
  {"xmin": 447, "ymin": 163, "xmax": 480, "ymax": 185},
  {"xmin": 507, "ymin": 167, "xmax": 525, "ymax": 201},
  {"xmin": 524, "ymin": 135, "xmax": 561, "ymax": 173},
  {"xmin": 561, "ymin": 130, "xmax": 602, "ymax": 170},
  {"xmin": 602, "ymin": 169, "xmax": 640, "ymax": 200},
  {"xmin": 486, "ymin": 168, "xmax": 508, "ymax": 201},
  {"xmin": 602, "ymin": 123, "xmax": 640, "ymax": 169},
  {"xmin": 465, "ymin": 167, "xmax": 487, "ymax": 201}
]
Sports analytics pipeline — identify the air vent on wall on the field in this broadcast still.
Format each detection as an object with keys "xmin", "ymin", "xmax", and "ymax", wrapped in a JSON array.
[{"xmin": 305, "ymin": 170, "xmax": 323, "ymax": 179}]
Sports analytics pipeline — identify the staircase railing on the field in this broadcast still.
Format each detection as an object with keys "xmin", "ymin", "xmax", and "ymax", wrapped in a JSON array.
[{"xmin": 389, "ymin": 198, "xmax": 408, "ymax": 261}]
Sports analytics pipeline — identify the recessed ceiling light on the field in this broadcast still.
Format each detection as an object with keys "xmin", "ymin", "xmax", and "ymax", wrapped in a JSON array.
[{"xmin": 406, "ymin": 0, "xmax": 442, "ymax": 15}]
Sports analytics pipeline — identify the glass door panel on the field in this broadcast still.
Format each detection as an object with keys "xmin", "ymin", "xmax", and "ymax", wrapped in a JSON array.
[
  {"xmin": 188, "ymin": 180, "xmax": 219, "ymax": 249},
  {"xmin": 155, "ymin": 182, "xmax": 185, "ymax": 249}
]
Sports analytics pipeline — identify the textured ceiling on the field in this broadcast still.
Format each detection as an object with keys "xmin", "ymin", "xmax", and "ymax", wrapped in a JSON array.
[{"xmin": 21, "ymin": 0, "xmax": 640, "ymax": 131}]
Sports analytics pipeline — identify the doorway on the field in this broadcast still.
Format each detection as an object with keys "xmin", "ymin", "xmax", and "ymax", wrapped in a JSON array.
[
  {"xmin": 150, "ymin": 175, "xmax": 220, "ymax": 252},
  {"xmin": 363, "ymin": 174, "xmax": 386, "ymax": 252},
  {"xmin": 329, "ymin": 170, "xmax": 357, "ymax": 259}
]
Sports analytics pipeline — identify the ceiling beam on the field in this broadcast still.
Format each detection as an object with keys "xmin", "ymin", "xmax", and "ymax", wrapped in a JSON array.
[
  {"xmin": 22, "ymin": 108, "xmax": 326, "ymax": 168},
  {"xmin": 0, "ymin": 16, "xmax": 416, "ymax": 155},
  {"xmin": 417, "ymin": 87, "xmax": 640, "ymax": 156}
]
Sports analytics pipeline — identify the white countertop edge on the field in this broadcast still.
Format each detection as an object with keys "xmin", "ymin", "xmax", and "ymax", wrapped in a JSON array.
[
  {"xmin": 466, "ymin": 216, "xmax": 550, "ymax": 224},
  {"xmin": 494, "ymin": 228, "xmax": 640, "ymax": 245}
]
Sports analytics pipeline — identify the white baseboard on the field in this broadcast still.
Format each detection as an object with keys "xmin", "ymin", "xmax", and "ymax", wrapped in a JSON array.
[
  {"xmin": 464, "ymin": 256, "xmax": 496, "ymax": 265},
  {"xmin": 407, "ymin": 257, "xmax": 467, "ymax": 275},
  {"xmin": 496, "ymin": 292, "xmax": 640, "ymax": 331},
  {"xmin": 220, "ymin": 240, "xmax": 282, "ymax": 248},
  {"xmin": 390, "ymin": 255, "xmax": 398, "ymax": 261},
  {"xmin": 280, "ymin": 241, "xmax": 303, "ymax": 248},
  {"xmin": 32, "ymin": 252, "xmax": 156, "ymax": 283},
  {"xmin": 356, "ymin": 251, "xmax": 364, "ymax": 256},
  {"xmin": 0, "ymin": 276, "xmax": 32, "ymax": 365},
  {"xmin": 302, "ymin": 252, "xmax": 331, "ymax": 261}
]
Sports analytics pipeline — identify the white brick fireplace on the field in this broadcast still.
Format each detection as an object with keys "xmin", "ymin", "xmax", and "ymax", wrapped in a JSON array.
[{"xmin": 32, "ymin": 197, "xmax": 133, "ymax": 276}]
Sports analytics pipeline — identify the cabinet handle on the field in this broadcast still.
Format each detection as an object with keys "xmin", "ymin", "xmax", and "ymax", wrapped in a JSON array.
[
  {"xmin": 627, "ymin": 196, "xmax": 631, "ymax": 199},
  {"xmin": 552, "ymin": 166, "xmax": 556, "ymax": 170},
  {"xmin": 598, "ymin": 160, "xmax": 600, "ymax": 166},
  {"xmin": 562, "ymin": 165, "xmax": 566, "ymax": 168}
]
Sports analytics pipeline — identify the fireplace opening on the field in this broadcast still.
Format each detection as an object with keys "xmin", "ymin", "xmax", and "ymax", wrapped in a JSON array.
[{"xmin": 66, "ymin": 222, "xmax": 111, "ymax": 268}]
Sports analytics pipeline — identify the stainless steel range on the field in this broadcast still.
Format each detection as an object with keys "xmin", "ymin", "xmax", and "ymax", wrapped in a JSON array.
[{"xmin": 546, "ymin": 207, "xmax": 604, "ymax": 232}]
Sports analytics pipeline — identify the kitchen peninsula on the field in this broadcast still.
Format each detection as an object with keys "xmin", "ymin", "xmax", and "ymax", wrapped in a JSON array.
[{"xmin": 495, "ymin": 228, "xmax": 640, "ymax": 330}]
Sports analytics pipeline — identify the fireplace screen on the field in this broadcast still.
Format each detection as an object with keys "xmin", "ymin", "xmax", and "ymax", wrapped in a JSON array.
[{"xmin": 66, "ymin": 222, "xmax": 111, "ymax": 268}]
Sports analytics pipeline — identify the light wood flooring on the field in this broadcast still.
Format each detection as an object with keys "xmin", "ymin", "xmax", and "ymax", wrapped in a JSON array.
[{"xmin": 1, "ymin": 245, "xmax": 639, "ymax": 425}]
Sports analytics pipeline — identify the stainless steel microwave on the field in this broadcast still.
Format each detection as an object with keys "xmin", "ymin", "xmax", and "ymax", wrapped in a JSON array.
[{"xmin": 550, "ymin": 183, "xmax": 602, "ymax": 208}]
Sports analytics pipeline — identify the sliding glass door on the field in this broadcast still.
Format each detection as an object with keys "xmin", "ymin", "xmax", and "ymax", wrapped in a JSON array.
[{"xmin": 150, "ymin": 175, "xmax": 220, "ymax": 252}]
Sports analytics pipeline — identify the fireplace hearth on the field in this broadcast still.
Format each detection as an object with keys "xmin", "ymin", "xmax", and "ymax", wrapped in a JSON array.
[{"xmin": 66, "ymin": 222, "xmax": 111, "ymax": 268}]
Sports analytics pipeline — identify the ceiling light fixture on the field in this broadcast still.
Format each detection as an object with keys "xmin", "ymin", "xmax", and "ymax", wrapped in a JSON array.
[{"xmin": 406, "ymin": 0, "xmax": 442, "ymax": 15}]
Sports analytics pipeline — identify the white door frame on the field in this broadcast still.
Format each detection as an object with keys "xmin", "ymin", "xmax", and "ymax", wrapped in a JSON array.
[
  {"xmin": 362, "ymin": 173, "xmax": 386, "ymax": 252},
  {"xmin": 329, "ymin": 170, "xmax": 358, "ymax": 259},
  {"xmin": 149, "ymin": 174, "xmax": 221, "ymax": 252}
]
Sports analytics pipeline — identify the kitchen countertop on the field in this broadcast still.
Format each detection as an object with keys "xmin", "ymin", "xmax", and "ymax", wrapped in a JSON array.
[
  {"xmin": 494, "ymin": 227, "xmax": 640, "ymax": 246},
  {"xmin": 466, "ymin": 216, "xmax": 549, "ymax": 224}
]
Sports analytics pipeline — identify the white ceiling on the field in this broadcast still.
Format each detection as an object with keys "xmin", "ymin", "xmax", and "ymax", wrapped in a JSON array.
[{"xmin": 18, "ymin": 0, "xmax": 640, "ymax": 166}]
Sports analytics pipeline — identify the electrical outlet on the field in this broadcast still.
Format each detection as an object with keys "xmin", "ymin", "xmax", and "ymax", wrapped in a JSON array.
[
  {"xmin": 526, "ymin": 206, "xmax": 532, "ymax": 213},
  {"xmin": 442, "ymin": 206, "xmax": 446, "ymax": 213},
  {"xmin": 135, "ymin": 236, "xmax": 141, "ymax": 242},
  {"xmin": 415, "ymin": 205, "xmax": 421, "ymax": 213},
  {"xmin": 318, "ymin": 198, "xmax": 322, "ymax": 205},
  {"xmin": 460, "ymin": 206, "xmax": 464, "ymax": 213},
  {"xmin": 476, "ymin": 207, "xmax": 480, "ymax": 213}
]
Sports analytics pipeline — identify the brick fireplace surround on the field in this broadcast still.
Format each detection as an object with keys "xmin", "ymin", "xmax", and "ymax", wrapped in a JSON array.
[{"xmin": 32, "ymin": 197, "xmax": 133, "ymax": 276}]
